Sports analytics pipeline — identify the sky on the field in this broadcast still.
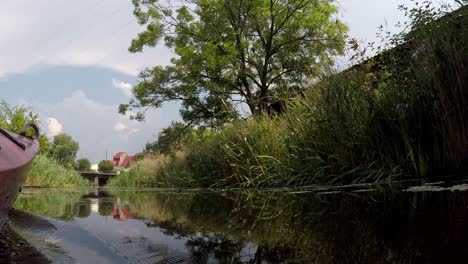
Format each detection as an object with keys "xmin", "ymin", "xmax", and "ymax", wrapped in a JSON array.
[{"xmin": 0, "ymin": 0, "xmax": 454, "ymax": 163}]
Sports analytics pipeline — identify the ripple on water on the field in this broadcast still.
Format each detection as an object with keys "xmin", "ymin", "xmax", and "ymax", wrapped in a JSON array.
[{"xmin": 0, "ymin": 223, "xmax": 50, "ymax": 263}]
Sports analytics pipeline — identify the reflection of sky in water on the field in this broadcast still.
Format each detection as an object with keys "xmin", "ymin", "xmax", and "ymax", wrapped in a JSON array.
[
  {"xmin": 13, "ymin": 211, "xmax": 197, "ymax": 263},
  {"xmin": 53, "ymin": 221, "xmax": 126, "ymax": 264},
  {"xmin": 12, "ymin": 190, "xmax": 258, "ymax": 263},
  {"xmin": 90, "ymin": 199, "xmax": 99, "ymax": 213},
  {"xmin": 12, "ymin": 214, "xmax": 127, "ymax": 264},
  {"xmin": 73, "ymin": 212, "xmax": 191, "ymax": 258}
]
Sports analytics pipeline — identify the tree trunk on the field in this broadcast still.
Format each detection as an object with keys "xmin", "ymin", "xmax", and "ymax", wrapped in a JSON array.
[{"xmin": 257, "ymin": 84, "xmax": 269, "ymax": 114}]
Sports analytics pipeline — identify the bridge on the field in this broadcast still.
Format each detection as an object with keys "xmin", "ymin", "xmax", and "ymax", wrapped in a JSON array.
[{"xmin": 80, "ymin": 171, "xmax": 117, "ymax": 186}]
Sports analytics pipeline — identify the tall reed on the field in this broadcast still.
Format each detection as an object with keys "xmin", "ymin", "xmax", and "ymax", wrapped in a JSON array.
[{"xmin": 26, "ymin": 154, "xmax": 92, "ymax": 187}]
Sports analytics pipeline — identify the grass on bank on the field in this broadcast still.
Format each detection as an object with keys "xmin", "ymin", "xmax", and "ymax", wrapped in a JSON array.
[
  {"xmin": 109, "ymin": 4, "xmax": 468, "ymax": 189},
  {"xmin": 26, "ymin": 154, "xmax": 92, "ymax": 188}
]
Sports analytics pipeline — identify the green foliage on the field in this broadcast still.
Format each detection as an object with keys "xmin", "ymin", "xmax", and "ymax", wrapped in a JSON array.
[
  {"xmin": 27, "ymin": 154, "xmax": 92, "ymax": 188},
  {"xmin": 120, "ymin": 0, "xmax": 348, "ymax": 126},
  {"xmin": 75, "ymin": 158, "xmax": 91, "ymax": 172},
  {"xmin": 145, "ymin": 122, "xmax": 204, "ymax": 154},
  {"xmin": 0, "ymin": 101, "xmax": 50, "ymax": 153},
  {"xmin": 48, "ymin": 133, "xmax": 80, "ymax": 169},
  {"xmin": 365, "ymin": 1, "xmax": 468, "ymax": 175},
  {"xmin": 110, "ymin": 3, "xmax": 468, "ymax": 188},
  {"xmin": 98, "ymin": 160, "xmax": 114, "ymax": 172},
  {"xmin": 108, "ymin": 169, "xmax": 152, "ymax": 188},
  {"xmin": 108, "ymin": 154, "xmax": 174, "ymax": 187}
]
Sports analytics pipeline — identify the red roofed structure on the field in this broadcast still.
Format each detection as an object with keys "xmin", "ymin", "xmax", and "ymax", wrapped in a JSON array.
[
  {"xmin": 120, "ymin": 156, "xmax": 133, "ymax": 167},
  {"xmin": 112, "ymin": 152, "xmax": 134, "ymax": 168},
  {"xmin": 113, "ymin": 152, "xmax": 125, "ymax": 159}
]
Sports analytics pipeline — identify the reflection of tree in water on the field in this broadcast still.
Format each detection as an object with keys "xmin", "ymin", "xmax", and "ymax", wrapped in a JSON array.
[
  {"xmin": 111, "ymin": 188, "xmax": 468, "ymax": 264},
  {"xmin": 76, "ymin": 193, "xmax": 133, "ymax": 221},
  {"xmin": 185, "ymin": 235, "xmax": 296, "ymax": 264},
  {"xmin": 19, "ymin": 188, "xmax": 468, "ymax": 263},
  {"xmin": 74, "ymin": 199, "xmax": 91, "ymax": 218},
  {"xmin": 186, "ymin": 234, "xmax": 245, "ymax": 264},
  {"xmin": 98, "ymin": 199, "xmax": 115, "ymax": 216},
  {"xmin": 14, "ymin": 189, "xmax": 89, "ymax": 220},
  {"xmin": 115, "ymin": 190, "xmax": 313, "ymax": 263}
]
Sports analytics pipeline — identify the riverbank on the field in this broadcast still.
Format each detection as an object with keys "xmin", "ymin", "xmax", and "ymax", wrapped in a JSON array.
[
  {"xmin": 109, "ymin": 5, "xmax": 468, "ymax": 189},
  {"xmin": 26, "ymin": 155, "xmax": 91, "ymax": 188}
]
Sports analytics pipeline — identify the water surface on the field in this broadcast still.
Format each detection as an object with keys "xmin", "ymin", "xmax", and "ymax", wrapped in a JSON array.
[{"xmin": 6, "ymin": 182, "xmax": 468, "ymax": 263}]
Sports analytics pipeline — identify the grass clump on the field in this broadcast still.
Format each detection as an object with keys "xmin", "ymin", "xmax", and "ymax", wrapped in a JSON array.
[
  {"xmin": 108, "ymin": 154, "xmax": 172, "ymax": 187},
  {"xmin": 26, "ymin": 154, "xmax": 92, "ymax": 188}
]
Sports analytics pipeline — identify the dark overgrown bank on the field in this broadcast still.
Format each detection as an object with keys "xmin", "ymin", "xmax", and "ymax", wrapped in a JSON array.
[{"xmin": 109, "ymin": 4, "xmax": 468, "ymax": 188}]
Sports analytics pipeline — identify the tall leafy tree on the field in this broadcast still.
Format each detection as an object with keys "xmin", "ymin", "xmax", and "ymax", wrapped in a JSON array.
[
  {"xmin": 120, "ymin": 0, "xmax": 348, "ymax": 126},
  {"xmin": 48, "ymin": 133, "xmax": 79, "ymax": 168}
]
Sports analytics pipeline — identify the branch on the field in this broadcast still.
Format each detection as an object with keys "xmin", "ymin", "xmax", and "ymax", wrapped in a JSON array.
[
  {"xmin": 267, "ymin": 68, "xmax": 300, "ymax": 88},
  {"xmin": 273, "ymin": 0, "xmax": 309, "ymax": 35}
]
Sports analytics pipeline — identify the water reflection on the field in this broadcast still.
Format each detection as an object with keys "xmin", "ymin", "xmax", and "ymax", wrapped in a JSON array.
[{"xmin": 11, "ymin": 183, "xmax": 468, "ymax": 263}]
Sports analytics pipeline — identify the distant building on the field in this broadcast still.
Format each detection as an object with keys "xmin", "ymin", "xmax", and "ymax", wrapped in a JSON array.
[{"xmin": 112, "ymin": 152, "xmax": 134, "ymax": 168}]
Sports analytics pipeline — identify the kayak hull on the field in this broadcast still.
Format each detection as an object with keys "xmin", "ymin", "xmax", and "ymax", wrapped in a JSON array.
[{"xmin": 0, "ymin": 128, "xmax": 39, "ymax": 226}]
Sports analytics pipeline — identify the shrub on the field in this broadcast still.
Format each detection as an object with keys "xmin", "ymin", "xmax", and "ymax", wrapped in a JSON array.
[
  {"xmin": 98, "ymin": 160, "xmax": 114, "ymax": 173},
  {"xmin": 75, "ymin": 158, "xmax": 91, "ymax": 172}
]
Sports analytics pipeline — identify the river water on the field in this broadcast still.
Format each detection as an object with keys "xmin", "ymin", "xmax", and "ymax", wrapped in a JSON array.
[{"xmin": 2, "ymin": 181, "xmax": 468, "ymax": 263}]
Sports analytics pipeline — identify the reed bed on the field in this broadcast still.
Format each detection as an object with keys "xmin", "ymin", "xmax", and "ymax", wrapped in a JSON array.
[{"xmin": 26, "ymin": 154, "xmax": 92, "ymax": 188}]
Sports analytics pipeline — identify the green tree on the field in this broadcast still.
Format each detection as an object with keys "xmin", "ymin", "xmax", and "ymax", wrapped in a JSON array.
[
  {"xmin": 75, "ymin": 158, "xmax": 91, "ymax": 172},
  {"xmin": 48, "ymin": 133, "xmax": 80, "ymax": 168},
  {"xmin": 98, "ymin": 160, "xmax": 115, "ymax": 173},
  {"xmin": 119, "ymin": 0, "xmax": 348, "ymax": 126},
  {"xmin": 0, "ymin": 100, "xmax": 50, "ymax": 153},
  {"xmin": 146, "ymin": 122, "xmax": 194, "ymax": 154}
]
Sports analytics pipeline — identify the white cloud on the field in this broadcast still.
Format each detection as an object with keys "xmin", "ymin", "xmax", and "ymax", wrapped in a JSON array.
[
  {"xmin": 31, "ymin": 90, "xmax": 179, "ymax": 163},
  {"xmin": 46, "ymin": 117, "xmax": 63, "ymax": 137},
  {"xmin": 113, "ymin": 121, "xmax": 128, "ymax": 131},
  {"xmin": 0, "ymin": 0, "xmax": 173, "ymax": 78},
  {"xmin": 0, "ymin": 0, "xmax": 461, "ymax": 79},
  {"xmin": 112, "ymin": 79, "xmax": 133, "ymax": 97}
]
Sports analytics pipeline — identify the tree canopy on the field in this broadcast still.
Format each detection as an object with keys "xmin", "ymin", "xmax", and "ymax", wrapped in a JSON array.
[
  {"xmin": 75, "ymin": 158, "xmax": 91, "ymax": 172},
  {"xmin": 119, "ymin": 0, "xmax": 348, "ymax": 126},
  {"xmin": 145, "ymin": 122, "xmax": 194, "ymax": 153},
  {"xmin": 48, "ymin": 133, "xmax": 80, "ymax": 168}
]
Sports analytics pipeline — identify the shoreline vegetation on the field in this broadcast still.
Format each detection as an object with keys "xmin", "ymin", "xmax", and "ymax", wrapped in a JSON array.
[
  {"xmin": 26, "ymin": 155, "xmax": 91, "ymax": 188},
  {"xmin": 109, "ymin": 4, "xmax": 468, "ymax": 189}
]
